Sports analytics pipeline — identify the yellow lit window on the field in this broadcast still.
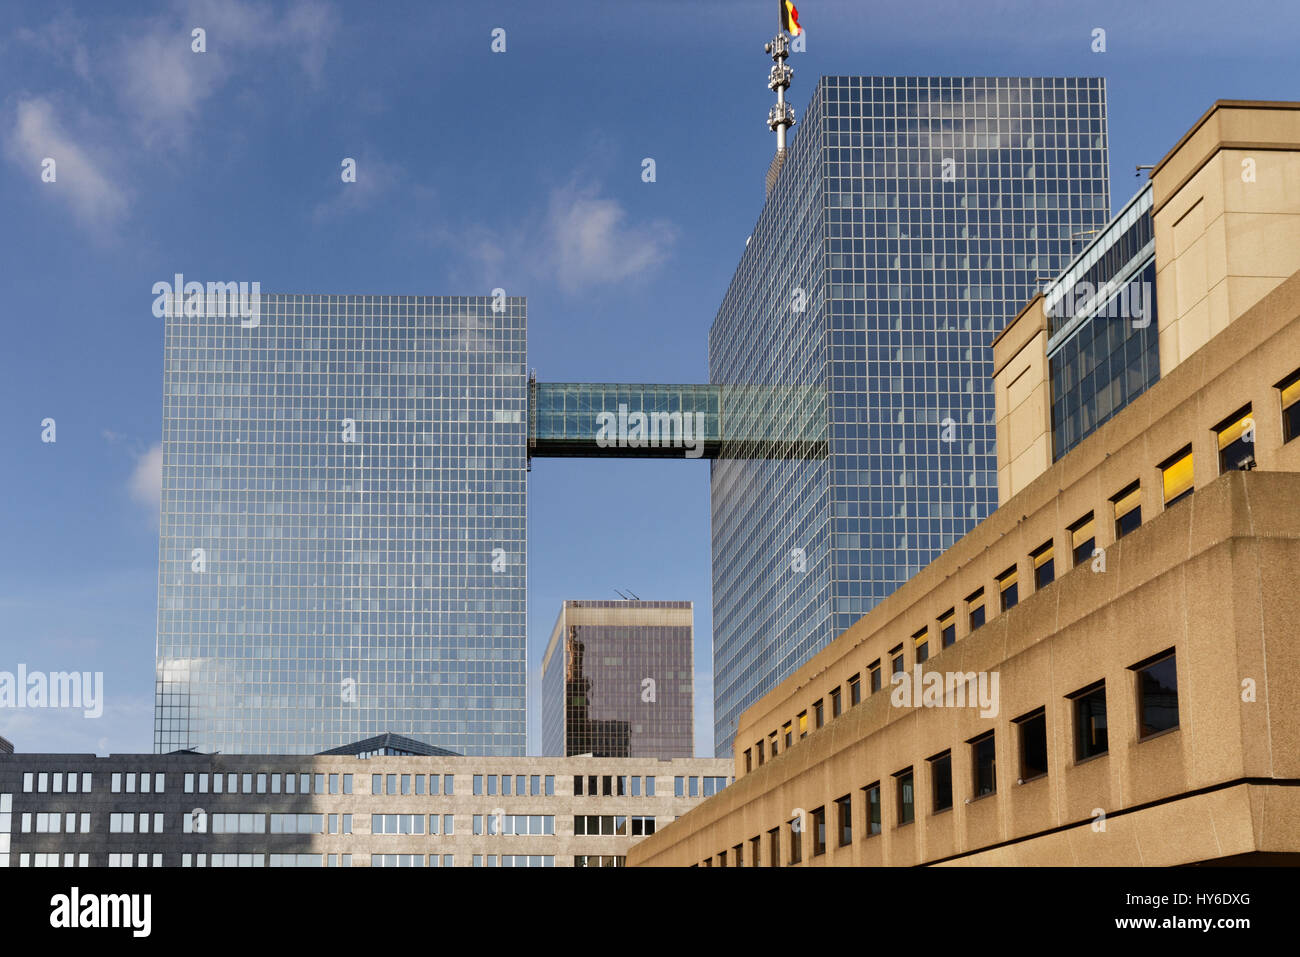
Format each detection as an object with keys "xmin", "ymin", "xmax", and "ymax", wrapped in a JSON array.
[
  {"xmin": 1032, "ymin": 541, "xmax": 1054, "ymax": 588},
  {"xmin": 798, "ymin": 712, "xmax": 807, "ymax": 738},
  {"xmin": 998, "ymin": 567, "xmax": 1018, "ymax": 611},
  {"xmin": 1161, "ymin": 448, "xmax": 1194, "ymax": 506},
  {"xmin": 938, "ymin": 610, "xmax": 956, "ymax": 648},
  {"xmin": 1113, "ymin": 483, "xmax": 1141, "ymax": 538},
  {"xmin": 913, "ymin": 628, "xmax": 929, "ymax": 664},
  {"xmin": 1071, "ymin": 514, "xmax": 1096, "ymax": 565},
  {"xmin": 1281, "ymin": 371, "xmax": 1300, "ymax": 443},
  {"xmin": 1217, "ymin": 411, "xmax": 1252, "ymax": 450},
  {"xmin": 1216, "ymin": 406, "xmax": 1255, "ymax": 472}
]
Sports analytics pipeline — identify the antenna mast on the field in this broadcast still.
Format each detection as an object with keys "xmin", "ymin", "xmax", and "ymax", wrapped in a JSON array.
[{"xmin": 764, "ymin": 26, "xmax": 795, "ymax": 197}]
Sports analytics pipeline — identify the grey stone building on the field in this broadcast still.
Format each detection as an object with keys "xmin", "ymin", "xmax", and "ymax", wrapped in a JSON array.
[{"xmin": 0, "ymin": 749, "xmax": 730, "ymax": 868}]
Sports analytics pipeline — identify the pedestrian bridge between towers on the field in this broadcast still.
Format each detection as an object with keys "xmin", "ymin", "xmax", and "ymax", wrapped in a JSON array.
[{"xmin": 527, "ymin": 380, "xmax": 827, "ymax": 460}]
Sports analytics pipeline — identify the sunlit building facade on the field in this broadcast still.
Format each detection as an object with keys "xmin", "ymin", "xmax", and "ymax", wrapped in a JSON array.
[
  {"xmin": 155, "ymin": 295, "xmax": 528, "ymax": 756},
  {"xmin": 708, "ymin": 75, "xmax": 1111, "ymax": 754}
]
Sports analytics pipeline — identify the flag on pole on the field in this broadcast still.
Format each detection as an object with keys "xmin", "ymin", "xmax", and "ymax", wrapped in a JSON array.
[{"xmin": 780, "ymin": 0, "xmax": 803, "ymax": 36}]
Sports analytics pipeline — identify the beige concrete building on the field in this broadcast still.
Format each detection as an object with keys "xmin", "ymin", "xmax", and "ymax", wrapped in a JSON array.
[
  {"xmin": 630, "ymin": 100, "xmax": 1300, "ymax": 867},
  {"xmin": 0, "ymin": 750, "xmax": 730, "ymax": 868}
]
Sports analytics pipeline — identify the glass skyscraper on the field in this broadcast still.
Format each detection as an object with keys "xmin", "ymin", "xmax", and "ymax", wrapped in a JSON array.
[
  {"xmin": 155, "ymin": 294, "xmax": 527, "ymax": 755},
  {"xmin": 709, "ymin": 76, "xmax": 1111, "ymax": 755},
  {"xmin": 541, "ymin": 600, "xmax": 694, "ymax": 760}
]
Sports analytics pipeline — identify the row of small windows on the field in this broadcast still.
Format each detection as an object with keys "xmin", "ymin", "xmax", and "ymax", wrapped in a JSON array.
[
  {"xmin": 573, "ymin": 775, "xmax": 657, "ymax": 797},
  {"xmin": 472, "ymin": 814, "xmax": 555, "ymax": 836},
  {"xmin": 744, "ymin": 376, "xmax": 1300, "ymax": 773},
  {"xmin": 16, "ymin": 852, "xmax": 354, "ymax": 868},
  {"xmin": 714, "ymin": 650, "xmax": 1178, "ymax": 866},
  {"xmin": 471, "ymin": 855, "xmax": 554, "ymax": 867},
  {"xmin": 185, "ymin": 772, "xmax": 346, "ymax": 794},
  {"xmin": 472, "ymin": 774, "xmax": 554, "ymax": 796},
  {"xmin": 373, "ymin": 773, "xmax": 455, "ymax": 795},
  {"xmin": 21, "ymin": 772, "xmax": 93, "ymax": 794},
  {"xmin": 673, "ymin": 776, "xmax": 729, "ymax": 798},
  {"xmin": 572, "ymin": 815, "xmax": 656, "ymax": 836}
]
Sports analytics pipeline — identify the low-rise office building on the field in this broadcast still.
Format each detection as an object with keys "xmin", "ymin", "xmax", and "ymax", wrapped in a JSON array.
[
  {"xmin": 0, "ymin": 750, "xmax": 730, "ymax": 868},
  {"xmin": 630, "ymin": 100, "xmax": 1300, "ymax": 867}
]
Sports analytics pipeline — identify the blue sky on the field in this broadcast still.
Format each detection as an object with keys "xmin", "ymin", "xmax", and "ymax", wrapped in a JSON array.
[{"xmin": 0, "ymin": 0, "xmax": 1295, "ymax": 757}]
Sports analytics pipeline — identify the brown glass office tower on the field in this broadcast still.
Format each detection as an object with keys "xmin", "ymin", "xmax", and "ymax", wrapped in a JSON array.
[{"xmin": 541, "ymin": 601, "xmax": 694, "ymax": 759}]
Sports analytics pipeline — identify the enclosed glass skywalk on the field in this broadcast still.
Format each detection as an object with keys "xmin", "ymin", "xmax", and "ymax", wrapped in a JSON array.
[{"xmin": 528, "ymin": 380, "xmax": 826, "ymax": 460}]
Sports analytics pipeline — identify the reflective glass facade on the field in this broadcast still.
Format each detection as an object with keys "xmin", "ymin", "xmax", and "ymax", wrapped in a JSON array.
[
  {"xmin": 1046, "ymin": 185, "xmax": 1159, "ymax": 459},
  {"xmin": 541, "ymin": 601, "xmax": 693, "ymax": 759},
  {"xmin": 710, "ymin": 76, "xmax": 1111, "ymax": 754},
  {"xmin": 155, "ymin": 295, "xmax": 528, "ymax": 755}
]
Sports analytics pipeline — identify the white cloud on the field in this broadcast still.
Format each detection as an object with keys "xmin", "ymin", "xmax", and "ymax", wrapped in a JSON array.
[
  {"xmin": 311, "ymin": 154, "xmax": 406, "ymax": 223},
  {"xmin": 15, "ymin": 14, "xmax": 92, "ymax": 81},
  {"xmin": 543, "ymin": 182, "xmax": 678, "ymax": 292},
  {"xmin": 113, "ymin": 0, "xmax": 340, "ymax": 150},
  {"xmin": 129, "ymin": 443, "xmax": 163, "ymax": 512},
  {"xmin": 3, "ymin": 97, "xmax": 128, "ymax": 231}
]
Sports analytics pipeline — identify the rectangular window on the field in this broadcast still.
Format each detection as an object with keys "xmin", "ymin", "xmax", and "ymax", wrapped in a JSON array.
[
  {"xmin": 830, "ymin": 687, "xmax": 842, "ymax": 717},
  {"xmin": 446, "ymin": 775, "xmax": 455, "ymax": 795},
  {"xmin": 913, "ymin": 627, "xmax": 929, "ymax": 664},
  {"xmin": 1014, "ymin": 707, "xmax": 1048, "ymax": 781},
  {"xmin": 971, "ymin": 732, "xmax": 997, "ymax": 797},
  {"xmin": 674, "ymin": 776, "xmax": 684, "ymax": 797},
  {"xmin": 1032, "ymin": 541, "xmax": 1054, "ymax": 589},
  {"xmin": 797, "ymin": 711, "xmax": 808, "ymax": 738},
  {"xmin": 813, "ymin": 699, "xmax": 824, "ymax": 729},
  {"xmin": 768, "ymin": 731, "xmax": 778, "ymax": 756},
  {"xmin": 1161, "ymin": 447, "xmax": 1194, "ymax": 507},
  {"xmin": 894, "ymin": 769, "xmax": 914, "ymax": 826},
  {"xmin": 573, "ymin": 775, "xmax": 583, "ymax": 796},
  {"xmin": 889, "ymin": 645, "xmax": 904, "ymax": 676},
  {"xmin": 811, "ymin": 806, "xmax": 826, "ymax": 857},
  {"xmin": 1070, "ymin": 513, "xmax": 1096, "ymax": 567},
  {"xmin": 768, "ymin": 827, "xmax": 780, "ymax": 868},
  {"xmin": 868, "ymin": 661, "xmax": 881, "ymax": 694},
  {"xmin": 939, "ymin": 609, "xmax": 956, "ymax": 648},
  {"xmin": 750, "ymin": 835, "xmax": 761, "ymax": 867},
  {"xmin": 929, "ymin": 751, "xmax": 953, "ymax": 812},
  {"xmin": 1132, "ymin": 649, "xmax": 1179, "ymax": 739},
  {"xmin": 756, "ymin": 740, "xmax": 765, "ymax": 766},
  {"xmin": 530, "ymin": 775, "xmax": 540, "ymax": 795},
  {"xmin": 1071, "ymin": 680, "xmax": 1109, "ymax": 761},
  {"xmin": 341, "ymin": 774, "xmax": 351, "ymax": 795},
  {"xmin": 783, "ymin": 722, "xmax": 792, "ymax": 749},
  {"xmin": 385, "ymin": 774, "xmax": 396, "ymax": 795},
  {"xmin": 473, "ymin": 774, "xmax": 483, "ymax": 795},
  {"xmin": 744, "ymin": 749, "xmax": 752, "ymax": 773},
  {"xmin": 967, "ymin": 588, "xmax": 986, "ymax": 631},
  {"xmin": 489, "ymin": 775, "xmax": 499, "ymax": 796},
  {"xmin": 835, "ymin": 794, "xmax": 852, "ymax": 846},
  {"xmin": 849, "ymin": 673, "xmax": 862, "ymax": 705},
  {"xmin": 788, "ymin": 816, "xmax": 803, "ymax": 865},
  {"xmin": 1279, "ymin": 370, "xmax": 1300, "ymax": 443},
  {"xmin": 998, "ymin": 566, "xmax": 1019, "ymax": 611},
  {"xmin": 1113, "ymin": 482, "xmax": 1142, "ymax": 538},
  {"xmin": 1216, "ymin": 405, "xmax": 1255, "ymax": 472}
]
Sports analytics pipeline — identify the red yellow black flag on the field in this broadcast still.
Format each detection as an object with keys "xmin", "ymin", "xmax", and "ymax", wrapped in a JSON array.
[{"xmin": 780, "ymin": 0, "xmax": 804, "ymax": 36}]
